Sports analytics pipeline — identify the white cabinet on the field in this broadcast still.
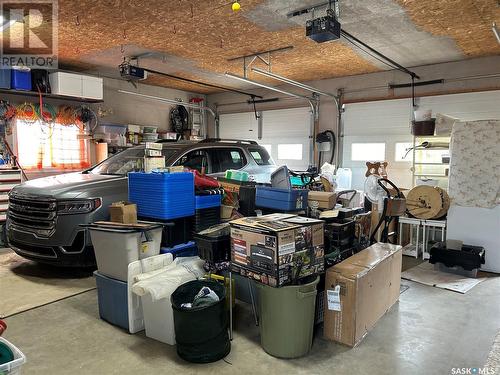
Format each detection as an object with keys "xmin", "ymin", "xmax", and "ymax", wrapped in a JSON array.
[{"xmin": 49, "ymin": 72, "xmax": 103, "ymax": 100}]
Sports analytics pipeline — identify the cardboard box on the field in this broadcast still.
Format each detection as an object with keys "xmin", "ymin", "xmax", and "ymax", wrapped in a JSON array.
[
  {"xmin": 308, "ymin": 191, "xmax": 336, "ymax": 209},
  {"xmin": 109, "ymin": 201, "xmax": 137, "ymax": 224},
  {"xmin": 144, "ymin": 156, "xmax": 165, "ymax": 172},
  {"xmin": 230, "ymin": 214, "xmax": 324, "ymax": 287},
  {"xmin": 323, "ymin": 243, "xmax": 402, "ymax": 347}
]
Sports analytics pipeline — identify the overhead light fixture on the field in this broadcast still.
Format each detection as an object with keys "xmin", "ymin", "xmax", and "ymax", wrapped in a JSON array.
[
  {"xmin": 493, "ymin": 22, "xmax": 500, "ymax": 45},
  {"xmin": 224, "ymin": 72, "xmax": 311, "ymax": 100},
  {"xmin": 251, "ymin": 67, "xmax": 338, "ymax": 103}
]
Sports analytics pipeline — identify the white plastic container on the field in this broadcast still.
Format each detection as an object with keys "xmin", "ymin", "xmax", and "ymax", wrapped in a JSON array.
[
  {"xmin": 126, "ymin": 253, "xmax": 174, "ymax": 333},
  {"xmin": 89, "ymin": 224, "xmax": 162, "ymax": 282},
  {"xmin": 414, "ymin": 109, "xmax": 432, "ymax": 121},
  {"xmin": 0, "ymin": 337, "xmax": 26, "ymax": 375},
  {"xmin": 131, "ymin": 256, "xmax": 204, "ymax": 345},
  {"xmin": 49, "ymin": 72, "xmax": 103, "ymax": 100},
  {"xmin": 141, "ymin": 294, "xmax": 176, "ymax": 345},
  {"xmin": 336, "ymin": 168, "xmax": 352, "ymax": 190}
]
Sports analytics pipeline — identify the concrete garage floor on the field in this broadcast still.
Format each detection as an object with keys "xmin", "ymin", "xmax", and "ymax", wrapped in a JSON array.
[{"xmin": 3, "ymin": 261, "xmax": 500, "ymax": 375}]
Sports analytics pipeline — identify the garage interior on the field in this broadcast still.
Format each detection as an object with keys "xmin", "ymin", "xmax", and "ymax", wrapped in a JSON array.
[{"xmin": 0, "ymin": 1, "xmax": 499, "ymax": 374}]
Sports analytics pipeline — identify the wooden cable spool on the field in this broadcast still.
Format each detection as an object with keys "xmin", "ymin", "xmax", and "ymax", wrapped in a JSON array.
[{"xmin": 406, "ymin": 185, "xmax": 450, "ymax": 220}]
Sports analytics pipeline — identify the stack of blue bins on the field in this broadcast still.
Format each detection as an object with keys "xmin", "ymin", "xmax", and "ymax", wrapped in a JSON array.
[
  {"xmin": 193, "ymin": 192, "xmax": 222, "ymax": 233},
  {"xmin": 129, "ymin": 170, "xmax": 197, "ymax": 259},
  {"xmin": 128, "ymin": 171, "xmax": 195, "ymax": 220}
]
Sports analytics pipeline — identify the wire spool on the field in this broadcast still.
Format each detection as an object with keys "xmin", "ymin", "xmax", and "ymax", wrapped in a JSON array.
[{"xmin": 406, "ymin": 185, "xmax": 450, "ymax": 220}]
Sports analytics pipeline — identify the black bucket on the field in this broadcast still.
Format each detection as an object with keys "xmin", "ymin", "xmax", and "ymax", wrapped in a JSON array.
[
  {"xmin": 412, "ymin": 120, "xmax": 436, "ymax": 136},
  {"xmin": 171, "ymin": 280, "xmax": 230, "ymax": 363}
]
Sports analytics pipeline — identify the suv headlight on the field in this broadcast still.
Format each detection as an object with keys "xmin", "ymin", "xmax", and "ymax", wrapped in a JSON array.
[{"xmin": 57, "ymin": 198, "xmax": 102, "ymax": 215}]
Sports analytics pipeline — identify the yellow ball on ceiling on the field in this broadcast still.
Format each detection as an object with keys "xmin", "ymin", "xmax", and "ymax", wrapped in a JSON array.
[{"xmin": 232, "ymin": 2, "xmax": 241, "ymax": 12}]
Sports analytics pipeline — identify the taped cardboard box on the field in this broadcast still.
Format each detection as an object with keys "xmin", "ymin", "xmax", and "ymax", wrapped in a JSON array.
[
  {"xmin": 308, "ymin": 191, "xmax": 336, "ymax": 209},
  {"xmin": 230, "ymin": 214, "xmax": 324, "ymax": 287},
  {"xmin": 109, "ymin": 201, "xmax": 137, "ymax": 224},
  {"xmin": 323, "ymin": 243, "xmax": 402, "ymax": 347}
]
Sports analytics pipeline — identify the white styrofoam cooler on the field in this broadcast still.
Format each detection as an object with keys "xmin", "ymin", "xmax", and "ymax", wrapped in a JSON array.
[
  {"xmin": 49, "ymin": 72, "xmax": 103, "ymax": 100},
  {"xmin": 447, "ymin": 204, "xmax": 500, "ymax": 273},
  {"xmin": 0, "ymin": 337, "xmax": 26, "ymax": 375},
  {"xmin": 89, "ymin": 224, "xmax": 162, "ymax": 282}
]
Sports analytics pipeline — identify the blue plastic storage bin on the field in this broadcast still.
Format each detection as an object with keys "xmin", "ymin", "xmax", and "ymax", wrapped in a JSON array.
[
  {"xmin": 255, "ymin": 186, "xmax": 308, "ymax": 211},
  {"xmin": 0, "ymin": 69, "xmax": 11, "ymax": 89},
  {"xmin": 11, "ymin": 68, "xmax": 32, "ymax": 91},
  {"xmin": 94, "ymin": 271, "xmax": 129, "ymax": 331},
  {"xmin": 128, "ymin": 171, "xmax": 195, "ymax": 220},
  {"xmin": 195, "ymin": 194, "xmax": 222, "ymax": 209},
  {"xmin": 160, "ymin": 241, "xmax": 198, "ymax": 258}
]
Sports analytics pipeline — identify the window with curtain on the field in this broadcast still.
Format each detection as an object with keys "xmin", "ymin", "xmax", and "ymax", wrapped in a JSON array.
[{"xmin": 16, "ymin": 120, "xmax": 90, "ymax": 170}]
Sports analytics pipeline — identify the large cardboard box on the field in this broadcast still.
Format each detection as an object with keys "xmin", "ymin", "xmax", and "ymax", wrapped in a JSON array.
[
  {"xmin": 109, "ymin": 201, "xmax": 137, "ymax": 224},
  {"xmin": 230, "ymin": 214, "xmax": 324, "ymax": 287},
  {"xmin": 323, "ymin": 243, "xmax": 402, "ymax": 347}
]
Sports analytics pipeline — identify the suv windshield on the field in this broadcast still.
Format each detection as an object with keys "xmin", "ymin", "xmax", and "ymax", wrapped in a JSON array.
[{"xmin": 88, "ymin": 146, "xmax": 178, "ymax": 175}]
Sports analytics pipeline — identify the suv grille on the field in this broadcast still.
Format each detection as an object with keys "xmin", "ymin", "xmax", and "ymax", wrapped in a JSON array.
[{"xmin": 8, "ymin": 195, "xmax": 57, "ymax": 235}]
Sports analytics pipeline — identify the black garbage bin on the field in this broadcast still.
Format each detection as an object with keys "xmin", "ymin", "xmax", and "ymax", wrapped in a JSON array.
[{"xmin": 171, "ymin": 279, "xmax": 230, "ymax": 363}]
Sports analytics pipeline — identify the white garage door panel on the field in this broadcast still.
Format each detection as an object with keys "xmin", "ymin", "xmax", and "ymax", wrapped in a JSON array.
[
  {"xmin": 419, "ymin": 91, "xmax": 500, "ymax": 120},
  {"xmin": 261, "ymin": 107, "xmax": 311, "ymax": 170},
  {"xmin": 219, "ymin": 113, "xmax": 257, "ymax": 141},
  {"xmin": 219, "ymin": 107, "xmax": 311, "ymax": 171},
  {"xmin": 343, "ymin": 98, "xmax": 412, "ymax": 136},
  {"xmin": 342, "ymin": 90, "xmax": 500, "ymax": 190}
]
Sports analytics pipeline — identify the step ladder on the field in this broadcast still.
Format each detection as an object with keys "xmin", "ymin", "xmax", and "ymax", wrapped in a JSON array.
[
  {"xmin": 0, "ymin": 168, "xmax": 22, "ymax": 222},
  {"xmin": 188, "ymin": 97, "xmax": 206, "ymax": 139}
]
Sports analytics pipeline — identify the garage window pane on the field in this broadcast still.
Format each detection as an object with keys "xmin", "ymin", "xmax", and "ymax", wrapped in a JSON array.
[
  {"xmin": 278, "ymin": 144, "xmax": 302, "ymax": 160},
  {"xmin": 395, "ymin": 142, "xmax": 413, "ymax": 162},
  {"xmin": 351, "ymin": 143, "xmax": 385, "ymax": 161}
]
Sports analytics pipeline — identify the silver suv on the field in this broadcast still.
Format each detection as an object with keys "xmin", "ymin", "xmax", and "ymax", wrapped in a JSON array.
[{"xmin": 7, "ymin": 139, "xmax": 275, "ymax": 267}]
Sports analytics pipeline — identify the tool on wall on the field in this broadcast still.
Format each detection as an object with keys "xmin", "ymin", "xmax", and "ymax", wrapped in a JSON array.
[{"xmin": 364, "ymin": 175, "xmax": 406, "ymax": 244}]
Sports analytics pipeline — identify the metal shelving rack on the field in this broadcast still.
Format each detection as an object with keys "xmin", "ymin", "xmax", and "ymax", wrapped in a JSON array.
[{"xmin": 411, "ymin": 135, "xmax": 451, "ymax": 189}]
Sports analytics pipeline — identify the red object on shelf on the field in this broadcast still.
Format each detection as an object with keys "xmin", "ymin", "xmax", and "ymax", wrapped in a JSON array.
[{"xmin": 0, "ymin": 319, "xmax": 6, "ymax": 336}]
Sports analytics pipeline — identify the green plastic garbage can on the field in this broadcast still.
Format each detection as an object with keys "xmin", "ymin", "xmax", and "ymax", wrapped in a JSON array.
[{"xmin": 257, "ymin": 275, "xmax": 319, "ymax": 358}]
